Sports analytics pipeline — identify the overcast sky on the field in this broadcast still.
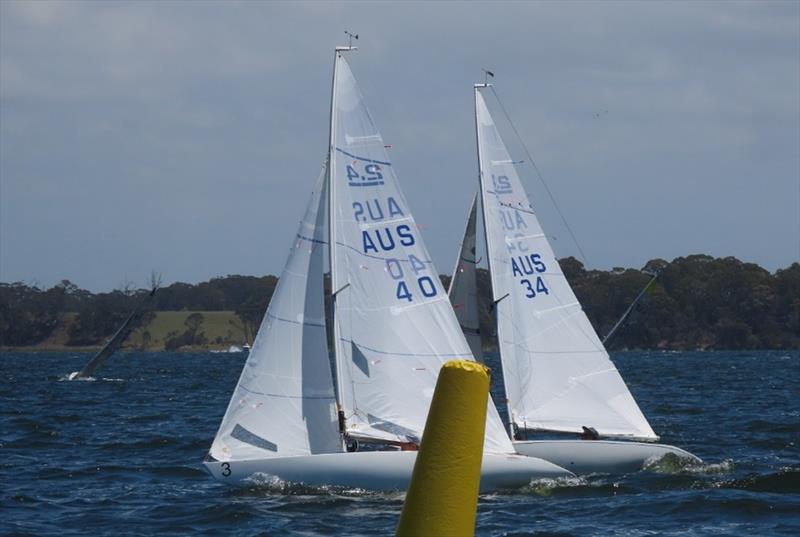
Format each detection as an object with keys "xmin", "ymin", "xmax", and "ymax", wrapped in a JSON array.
[{"xmin": 1, "ymin": 1, "xmax": 798, "ymax": 292}]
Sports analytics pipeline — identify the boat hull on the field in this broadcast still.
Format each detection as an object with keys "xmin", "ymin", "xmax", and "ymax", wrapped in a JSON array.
[
  {"xmin": 203, "ymin": 450, "xmax": 573, "ymax": 492},
  {"xmin": 513, "ymin": 439, "xmax": 701, "ymax": 475}
]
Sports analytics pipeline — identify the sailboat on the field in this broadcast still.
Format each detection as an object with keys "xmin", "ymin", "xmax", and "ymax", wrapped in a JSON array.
[
  {"xmin": 203, "ymin": 45, "xmax": 572, "ymax": 491},
  {"xmin": 447, "ymin": 82, "xmax": 701, "ymax": 475},
  {"xmin": 68, "ymin": 283, "xmax": 158, "ymax": 380}
]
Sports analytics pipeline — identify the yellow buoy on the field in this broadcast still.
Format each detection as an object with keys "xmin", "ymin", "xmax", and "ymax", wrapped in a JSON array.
[{"xmin": 396, "ymin": 360, "xmax": 490, "ymax": 537}]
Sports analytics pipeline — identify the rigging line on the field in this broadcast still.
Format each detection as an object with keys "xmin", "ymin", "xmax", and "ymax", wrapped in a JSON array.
[{"xmin": 489, "ymin": 85, "xmax": 590, "ymax": 266}]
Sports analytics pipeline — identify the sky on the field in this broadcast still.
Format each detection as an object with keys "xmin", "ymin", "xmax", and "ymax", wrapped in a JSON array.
[{"xmin": 1, "ymin": 1, "xmax": 798, "ymax": 292}]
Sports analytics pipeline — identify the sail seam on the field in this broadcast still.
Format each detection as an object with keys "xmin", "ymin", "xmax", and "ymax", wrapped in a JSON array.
[
  {"xmin": 527, "ymin": 301, "xmax": 581, "ymax": 315},
  {"xmin": 358, "ymin": 216, "xmax": 414, "ymax": 229},
  {"xmin": 335, "ymin": 241, "xmax": 434, "ymax": 263},
  {"xmin": 339, "ymin": 339, "xmax": 472, "ymax": 358},
  {"xmin": 266, "ymin": 312, "xmax": 326, "ymax": 328},
  {"xmin": 238, "ymin": 384, "xmax": 335, "ymax": 400},
  {"xmin": 296, "ymin": 233, "xmax": 327, "ymax": 245},
  {"xmin": 334, "ymin": 147, "xmax": 392, "ymax": 166}
]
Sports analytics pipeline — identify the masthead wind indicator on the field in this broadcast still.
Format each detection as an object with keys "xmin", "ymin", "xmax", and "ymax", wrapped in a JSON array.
[{"xmin": 345, "ymin": 30, "xmax": 358, "ymax": 48}]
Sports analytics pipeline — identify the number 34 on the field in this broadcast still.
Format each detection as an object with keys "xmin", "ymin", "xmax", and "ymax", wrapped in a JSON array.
[{"xmin": 521, "ymin": 277, "xmax": 549, "ymax": 298}]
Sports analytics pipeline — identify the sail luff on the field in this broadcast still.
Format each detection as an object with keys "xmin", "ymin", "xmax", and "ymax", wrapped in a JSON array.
[
  {"xmin": 327, "ymin": 48, "xmax": 348, "ymax": 448},
  {"xmin": 474, "ymin": 86, "xmax": 516, "ymax": 439}
]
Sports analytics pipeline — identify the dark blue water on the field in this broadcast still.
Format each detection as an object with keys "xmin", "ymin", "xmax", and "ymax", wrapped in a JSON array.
[{"xmin": 2, "ymin": 351, "xmax": 798, "ymax": 536}]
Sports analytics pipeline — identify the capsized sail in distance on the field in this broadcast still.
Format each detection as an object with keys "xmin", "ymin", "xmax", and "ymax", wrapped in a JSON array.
[
  {"xmin": 448, "ymin": 193, "xmax": 483, "ymax": 362},
  {"xmin": 69, "ymin": 284, "xmax": 158, "ymax": 380},
  {"xmin": 474, "ymin": 86, "xmax": 657, "ymax": 441},
  {"xmin": 209, "ymin": 167, "xmax": 341, "ymax": 461},
  {"xmin": 328, "ymin": 54, "xmax": 513, "ymax": 453}
]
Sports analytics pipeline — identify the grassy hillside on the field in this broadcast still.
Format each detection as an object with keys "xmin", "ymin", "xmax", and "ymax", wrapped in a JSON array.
[
  {"xmin": 127, "ymin": 311, "xmax": 249, "ymax": 351},
  {"xmin": 18, "ymin": 311, "xmax": 249, "ymax": 352}
]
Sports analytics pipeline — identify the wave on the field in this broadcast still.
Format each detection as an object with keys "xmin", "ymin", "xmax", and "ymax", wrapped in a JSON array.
[
  {"xmin": 58, "ymin": 373, "xmax": 124, "ymax": 382},
  {"xmin": 644, "ymin": 453, "xmax": 734, "ymax": 475},
  {"xmin": 717, "ymin": 467, "xmax": 800, "ymax": 493},
  {"xmin": 233, "ymin": 472, "xmax": 403, "ymax": 498}
]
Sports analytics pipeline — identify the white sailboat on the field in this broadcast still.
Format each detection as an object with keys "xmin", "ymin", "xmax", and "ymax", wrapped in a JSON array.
[
  {"xmin": 447, "ymin": 82, "xmax": 700, "ymax": 474},
  {"xmin": 203, "ymin": 46, "xmax": 572, "ymax": 491}
]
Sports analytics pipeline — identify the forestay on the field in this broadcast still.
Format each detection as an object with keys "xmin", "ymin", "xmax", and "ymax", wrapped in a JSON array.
[
  {"xmin": 328, "ymin": 54, "xmax": 513, "ymax": 452},
  {"xmin": 474, "ymin": 87, "xmax": 657, "ymax": 440},
  {"xmin": 210, "ymin": 168, "xmax": 341, "ymax": 461},
  {"xmin": 448, "ymin": 193, "xmax": 483, "ymax": 362}
]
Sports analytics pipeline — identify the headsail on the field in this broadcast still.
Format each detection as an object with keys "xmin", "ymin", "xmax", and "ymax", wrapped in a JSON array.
[
  {"xmin": 328, "ymin": 53, "xmax": 513, "ymax": 453},
  {"xmin": 448, "ymin": 193, "xmax": 483, "ymax": 362},
  {"xmin": 474, "ymin": 87, "xmax": 657, "ymax": 440},
  {"xmin": 209, "ymin": 167, "xmax": 341, "ymax": 461}
]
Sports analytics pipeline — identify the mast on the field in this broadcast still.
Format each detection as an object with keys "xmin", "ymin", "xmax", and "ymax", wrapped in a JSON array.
[
  {"xmin": 473, "ymin": 83, "xmax": 515, "ymax": 439},
  {"xmin": 327, "ymin": 42, "xmax": 357, "ymax": 449}
]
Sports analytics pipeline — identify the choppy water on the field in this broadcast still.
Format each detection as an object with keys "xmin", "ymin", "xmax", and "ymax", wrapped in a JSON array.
[{"xmin": 2, "ymin": 351, "xmax": 798, "ymax": 536}]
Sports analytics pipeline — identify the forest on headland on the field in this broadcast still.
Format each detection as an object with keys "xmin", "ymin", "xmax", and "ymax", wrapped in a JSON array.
[{"xmin": 1, "ymin": 254, "xmax": 798, "ymax": 351}]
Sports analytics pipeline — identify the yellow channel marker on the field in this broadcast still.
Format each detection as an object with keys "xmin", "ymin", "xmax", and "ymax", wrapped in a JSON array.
[{"xmin": 396, "ymin": 360, "xmax": 490, "ymax": 537}]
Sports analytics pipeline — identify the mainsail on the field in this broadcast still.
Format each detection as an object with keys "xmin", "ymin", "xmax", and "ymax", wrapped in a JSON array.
[
  {"xmin": 328, "ymin": 53, "xmax": 513, "ymax": 452},
  {"xmin": 448, "ymin": 193, "xmax": 483, "ymax": 362},
  {"xmin": 209, "ymin": 168, "xmax": 341, "ymax": 461},
  {"xmin": 71, "ymin": 285, "xmax": 158, "ymax": 379},
  {"xmin": 474, "ymin": 86, "xmax": 657, "ymax": 440}
]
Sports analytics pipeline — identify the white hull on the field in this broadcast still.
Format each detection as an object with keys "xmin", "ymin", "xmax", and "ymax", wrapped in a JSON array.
[
  {"xmin": 513, "ymin": 440, "xmax": 701, "ymax": 475},
  {"xmin": 204, "ymin": 450, "xmax": 573, "ymax": 492}
]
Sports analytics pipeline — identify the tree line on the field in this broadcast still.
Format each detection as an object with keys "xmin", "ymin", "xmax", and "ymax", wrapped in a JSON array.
[{"xmin": 1, "ymin": 255, "xmax": 797, "ymax": 350}]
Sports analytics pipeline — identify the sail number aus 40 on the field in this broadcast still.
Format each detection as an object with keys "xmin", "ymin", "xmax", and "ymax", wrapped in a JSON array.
[
  {"xmin": 385, "ymin": 257, "xmax": 438, "ymax": 302},
  {"xmin": 512, "ymin": 253, "xmax": 550, "ymax": 299}
]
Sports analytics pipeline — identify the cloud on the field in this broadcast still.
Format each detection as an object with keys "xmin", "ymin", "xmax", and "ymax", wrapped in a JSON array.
[{"xmin": 1, "ymin": 0, "xmax": 798, "ymax": 291}]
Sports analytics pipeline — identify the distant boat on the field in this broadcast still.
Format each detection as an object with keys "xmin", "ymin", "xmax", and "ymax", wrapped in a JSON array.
[
  {"xmin": 202, "ymin": 44, "xmax": 571, "ymax": 491},
  {"xmin": 447, "ymin": 82, "xmax": 701, "ymax": 474},
  {"xmin": 68, "ymin": 284, "xmax": 158, "ymax": 380}
]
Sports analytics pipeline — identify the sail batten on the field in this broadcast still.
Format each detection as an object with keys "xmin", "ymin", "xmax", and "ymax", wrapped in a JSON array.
[{"xmin": 474, "ymin": 88, "xmax": 657, "ymax": 441}]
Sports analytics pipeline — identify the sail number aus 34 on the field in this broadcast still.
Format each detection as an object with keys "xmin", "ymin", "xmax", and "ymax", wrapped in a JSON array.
[{"xmin": 512, "ymin": 253, "xmax": 549, "ymax": 298}]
